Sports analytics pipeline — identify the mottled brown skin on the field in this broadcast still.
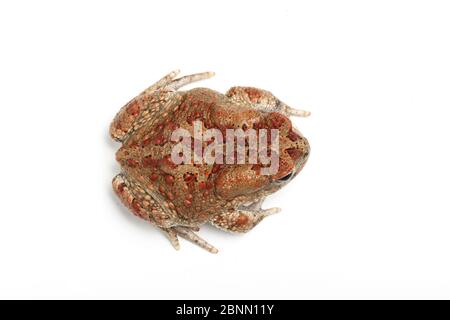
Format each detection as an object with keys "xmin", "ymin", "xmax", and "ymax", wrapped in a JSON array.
[{"xmin": 110, "ymin": 70, "xmax": 310, "ymax": 253}]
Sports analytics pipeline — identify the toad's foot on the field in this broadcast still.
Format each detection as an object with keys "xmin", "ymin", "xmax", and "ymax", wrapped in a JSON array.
[
  {"xmin": 284, "ymin": 106, "xmax": 311, "ymax": 117},
  {"xmin": 210, "ymin": 207, "xmax": 281, "ymax": 233},
  {"xmin": 139, "ymin": 70, "xmax": 215, "ymax": 95},
  {"xmin": 166, "ymin": 71, "xmax": 215, "ymax": 91},
  {"xmin": 161, "ymin": 226, "xmax": 218, "ymax": 254}
]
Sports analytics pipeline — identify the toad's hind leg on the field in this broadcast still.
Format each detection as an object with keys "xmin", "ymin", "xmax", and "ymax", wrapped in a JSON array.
[
  {"xmin": 226, "ymin": 86, "xmax": 311, "ymax": 117},
  {"xmin": 109, "ymin": 70, "xmax": 181, "ymax": 142},
  {"xmin": 160, "ymin": 228, "xmax": 180, "ymax": 250},
  {"xmin": 110, "ymin": 70, "xmax": 214, "ymax": 142},
  {"xmin": 138, "ymin": 69, "xmax": 181, "ymax": 96},
  {"xmin": 112, "ymin": 174, "xmax": 218, "ymax": 253},
  {"xmin": 172, "ymin": 226, "xmax": 219, "ymax": 254},
  {"xmin": 139, "ymin": 70, "xmax": 214, "ymax": 94},
  {"xmin": 166, "ymin": 71, "xmax": 215, "ymax": 91},
  {"xmin": 112, "ymin": 173, "xmax": 175, "ymax": 225},
  {"xmin": 161, "ymin": 226, "xmax": 218, "ymax": 253}
]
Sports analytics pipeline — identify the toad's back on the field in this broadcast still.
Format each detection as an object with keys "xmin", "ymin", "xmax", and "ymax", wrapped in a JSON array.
[{"xmin": 116, "ymin": 88, "xmax": 264, "ymax": 225}]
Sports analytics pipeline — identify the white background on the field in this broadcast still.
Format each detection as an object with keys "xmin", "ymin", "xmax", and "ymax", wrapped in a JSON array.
[{"xmin": 0, "ymin": 0, "xmax": 449, "ymax": 299}]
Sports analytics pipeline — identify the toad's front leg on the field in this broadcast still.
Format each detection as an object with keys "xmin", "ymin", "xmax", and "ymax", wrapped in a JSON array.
[
  {"xmin": 226, "ymin": 86, "xmax": 311, "ymax": 117},
  {"xmin": 210, "ymin": 205, "xmax": 281, "ymax": 233}
]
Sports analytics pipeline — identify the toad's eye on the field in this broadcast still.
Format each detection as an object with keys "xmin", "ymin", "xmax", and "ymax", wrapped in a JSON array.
[{"xmin": 278, "ymin": 172, "xmax": 293, "ymax": 182}]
